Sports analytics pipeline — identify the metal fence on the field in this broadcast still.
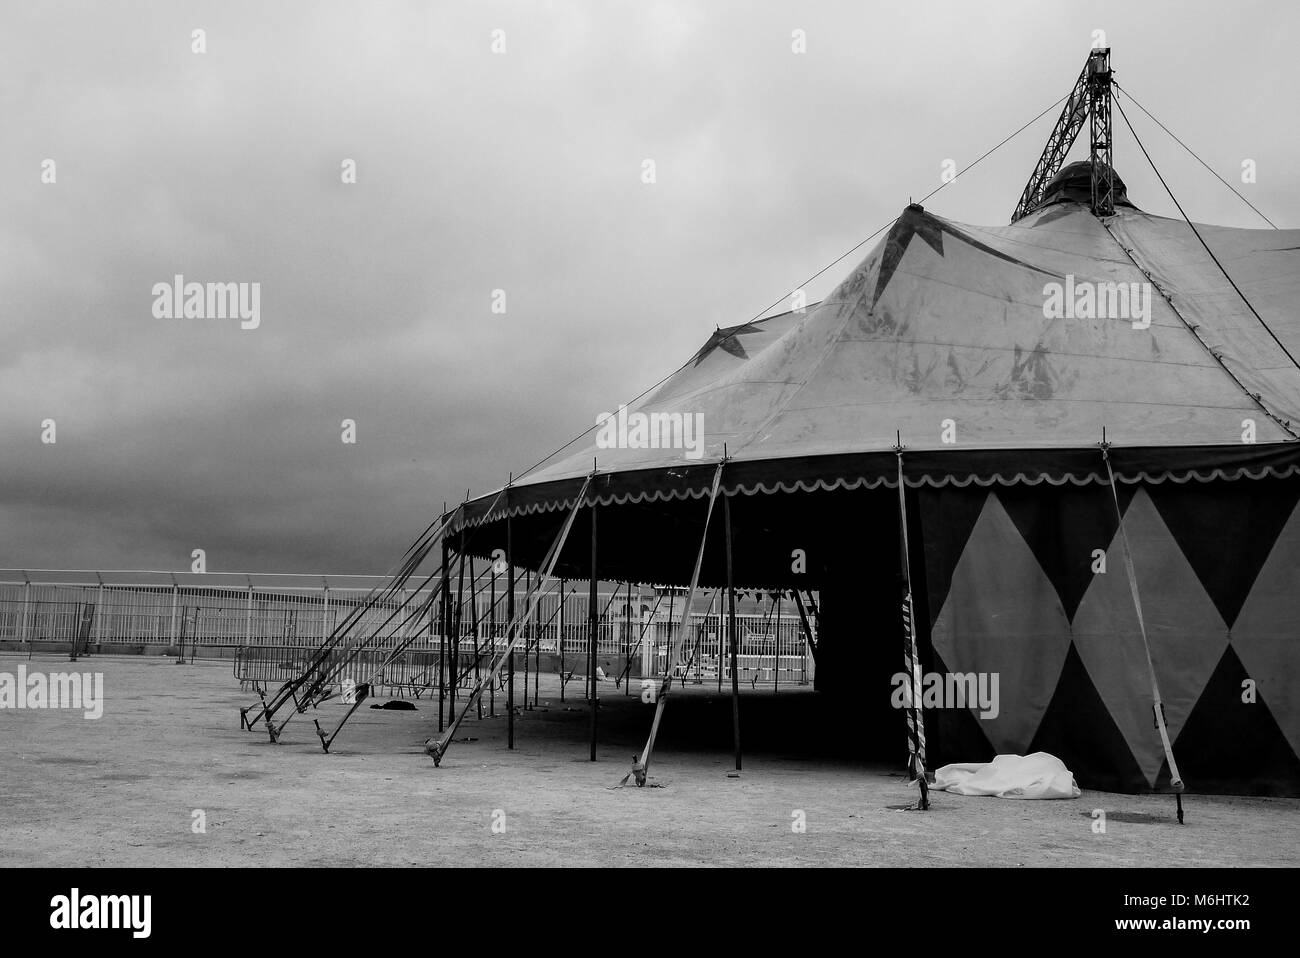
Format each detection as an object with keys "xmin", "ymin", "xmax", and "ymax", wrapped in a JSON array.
[
  {"xmin": 650, "ymin": 611, "xmax": 810, "ymax": 687},
  {"xmin": 0, "ymin": 572, "xmax": 814, "ymax": 693},
  {"xmin": 0, "ymin": 581, "xmax": 413, "ymax": 650}
]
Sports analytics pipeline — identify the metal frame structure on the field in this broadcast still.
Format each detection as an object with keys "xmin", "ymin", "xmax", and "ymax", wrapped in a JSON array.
[
  {"xmin": 1087, "ymin": 48, "xmax": 1115, "ymax": 216},
  {"xmin": 1010, "ymin": 47, "xmax": 1114, "ymax": 222}
]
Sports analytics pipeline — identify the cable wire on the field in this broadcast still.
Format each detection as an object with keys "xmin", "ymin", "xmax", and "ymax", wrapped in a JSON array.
[
  {"xmin": 1115, "ymin": 82, "xmax": 1277, "ymax": 229},
  {"xmin": 509, "ymin": 91, "xmax": 1072, "ymax": 484},
  {"xmin": 1114, "ymin": 93, "xmax": 1300, "ymax": 376}
]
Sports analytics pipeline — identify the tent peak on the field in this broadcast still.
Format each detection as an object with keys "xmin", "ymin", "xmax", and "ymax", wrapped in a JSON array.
[{"xmin": 1039, "ymin": 160, "xmax": 1136, "ymax": 213}]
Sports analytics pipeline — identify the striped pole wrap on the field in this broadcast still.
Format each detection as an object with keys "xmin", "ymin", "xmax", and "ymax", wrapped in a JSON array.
[
  {"xmin": 895, "ymin": 441, "xmax": 929, "ymax": 808},
  {"xmin": 902, "ymin": 587, "xmax": 927, "ymax": 782}
]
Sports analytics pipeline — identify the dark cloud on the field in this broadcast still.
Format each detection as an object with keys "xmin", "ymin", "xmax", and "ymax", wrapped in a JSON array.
[{"xmin": 2, "ymin": 0, "xmax": 1296, "ymax": 573}]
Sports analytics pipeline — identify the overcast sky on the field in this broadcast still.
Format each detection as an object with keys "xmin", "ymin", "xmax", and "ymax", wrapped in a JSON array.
[{"xmin": 2, "ymin": 0, "xmax": 1297, "ymax": 575}]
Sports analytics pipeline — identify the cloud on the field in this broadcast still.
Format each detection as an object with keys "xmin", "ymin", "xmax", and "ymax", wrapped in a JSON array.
[{"xmin": 2, "ymin": 0, "xmax": 1296, "ymax": 573}]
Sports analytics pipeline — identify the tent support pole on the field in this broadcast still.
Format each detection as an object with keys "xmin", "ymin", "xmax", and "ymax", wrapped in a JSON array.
[
  {"xmin": 451, "ymin": 526, "xmax": 466, "ymax": 723},
  {"xmin": 470, "ymin": 554, "xmax": 482, "ymax": 720},
  {"xmin": 314, "ymin": 576, "xmax": 447, "ymax": 751},
  {"xmin": 774, "ymin": 591, "xmax": 783, "ymax": 695},
  {"xmin": 243, "ymin": 511, "xmax": 449, "ymax": 737},
  {"xmin": 560, "ymin": 578, "xmax": 566, "ymax": 701},
  {"xmin": 895, "ymin": 441, "xmax": 929, "ymax": 811},
  {"xmin": 1101, "ymin": 440, "xmax": 1186, "ymax": 822},
  {"xmin": 792, "ymin": 590, "xmax": 818, "ymax": 663},
  {"xmin": 524, "ymin": 569, "xmax": 532, "ymax": 709},
  {"xmin": 439, "ymin": 536, "xmax": 449, "ymax": 733},
  {"xmin": 523, "ymin": 569, "xmax": 531, "ymax": 710},
  {"xmin": 717, "ymin": 602, "xmax": 724, "ymax": 695},
  {"xmin": 506, "ymin": 507, "xmax": 515, "ymax": 749},
  {"xmin": 589, "ymin": 501, "xmax": 598, "ymax": 761},
  {"xmin": 725, "ymin": 490, "xmax": 741, "ymax": 771},
  {"xmin": 426, "ymin": 474, "xmax": 594, "ymax": 765},
  {"xmin": 489, "ymin": 562, "xmax": 496, "ymax": 718},
  {"xmin": 428, "ymin": 594, "xmax": 438, "ymax": 708},
  {"xmin": 624, "ymin": 460, "xmax": 726, "ymax": 787}
]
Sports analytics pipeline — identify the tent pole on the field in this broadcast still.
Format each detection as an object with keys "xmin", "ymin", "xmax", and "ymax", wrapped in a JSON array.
[
  {"xmin": 627, "ymin": 460, "xmax": 726, "ymax": 786},
  {"xmin": 774, "ymin": 591, "xmax": 783, "ymax": 695},
  {"xmin": 312, "ymin": 575, "xmax": 448, "ymax": 752},
  {"xmin": 717, "ymin": 596, "xmax": 724, "ymax": 694},
  {"xmin": 584, "ymin": 583, "xmax": 592, "ymax": 700},
  {"xmin": 559, "ymin": 577, "xmax": 567, "ymax": 701},
  {"xmin": 489, "ymin": 562, "xmax": 496, "ymax": 718},
  {"xmin": 663, "ymin": 590, "xmax": 675, "ymax": 690},
  {"xmin": 589, "ymin": 500, "xmax": 599, "ymax": 760},
  {"xmin": 697, "ymin": 609, "xmax": 704, "ymax": 686},
  {"xmin": 895, "ymin": 441, "xmax": 929, "ymax": 811},
  {"xmin": 624, "ymin": 582, "xmax": 632, "ymax": 695},
  {"xmin": 246, "ymin": 509, "xmax": 451, "ymax": 738},
  {"xmin": 522, "ymin": 568, "xmax": 531, "ymax": 710},
  {"xmin": 434, "ymin": 587, "xmax": 444, "ymax": 707},
  {"xmin": 451, "ymin": 525, "xmax": 466, "ymax": 723},
  {"xmin": 426, "ymin": 474, "xmax": 594, "ymax": 765},
  {"xmin": 506, "ymin": 507, "xmax": 515, "ymax": 749},
  {"xmin": 725, "ymin": 490, "xmax": 741, "ymax": 771},
  {"xmin": 1101, "ymin": 441, "xmax": 1186, "ymax": 822},
  {"xmin": 792, "ymin": 589, "xmax": 817, "ymax": 668},
  {"xmin": 439, "ymin": 536, "xmax": 449, "ymax": 732},
  {"xmin": 470, "ymin": 554, "xmax": 482, "ymax": 721}
]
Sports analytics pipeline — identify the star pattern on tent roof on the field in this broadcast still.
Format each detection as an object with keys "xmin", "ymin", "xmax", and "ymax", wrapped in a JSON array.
[
  {"xmin": 690, "ymin": 321, "xmax": 765, "ymax": 366},
  {"xmin": 869, "ymin": 204, "xmax": 1059, "ymax": 310}
]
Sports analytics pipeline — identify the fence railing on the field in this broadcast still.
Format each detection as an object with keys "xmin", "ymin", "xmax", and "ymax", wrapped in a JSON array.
[
  {"xmin": 0, "ymin": 573, "xmax": 814, "ymax": 692},
  {"xmin": 0, "ymin": 585, "xmax": 407, "ymax": 649}
]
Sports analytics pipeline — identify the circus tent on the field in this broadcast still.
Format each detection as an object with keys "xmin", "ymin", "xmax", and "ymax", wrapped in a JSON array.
[{"xmin": 451, "ymin": 162, "xmax": 1300, "ymax": 795}]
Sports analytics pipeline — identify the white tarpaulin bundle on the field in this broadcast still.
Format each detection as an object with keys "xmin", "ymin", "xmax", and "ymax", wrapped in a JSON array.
[{"xmin": 933, "ymin": 752, "xmax": 1082, "ymax": 799}]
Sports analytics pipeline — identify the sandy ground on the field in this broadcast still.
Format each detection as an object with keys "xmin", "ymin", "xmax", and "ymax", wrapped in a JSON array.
[{"xmin": 1, "ymin": 653, "xmax": 1297, "ymax": 867}]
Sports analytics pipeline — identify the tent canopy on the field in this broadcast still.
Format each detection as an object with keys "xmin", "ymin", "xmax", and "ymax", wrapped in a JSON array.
[{"xmin": 459, "ymin": 193, "xmax": 1300, "ymax": 528}]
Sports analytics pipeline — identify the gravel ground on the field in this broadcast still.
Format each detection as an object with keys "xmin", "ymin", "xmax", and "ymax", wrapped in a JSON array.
[{"xmin": 1, "ymin": 654, "xmax": 1296, "ymax": 867}]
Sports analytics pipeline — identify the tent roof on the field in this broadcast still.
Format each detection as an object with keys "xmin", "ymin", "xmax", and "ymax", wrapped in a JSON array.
[
  {"xmin": 459, "ymin": 196, "xmax": 1300, "ymax": 527},
  {"xmin": 536, "ymin": 201, "xmax": 1300, "ymax": 469},
  {"xmin": 1038, "ymin": 160, "xmax": 1136, "ymax": 211}
]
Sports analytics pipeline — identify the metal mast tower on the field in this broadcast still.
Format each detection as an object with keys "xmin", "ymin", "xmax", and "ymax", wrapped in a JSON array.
[{"xmin": 1010, "ymin": 47, "xmax": 1114, "ymax": 222}]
